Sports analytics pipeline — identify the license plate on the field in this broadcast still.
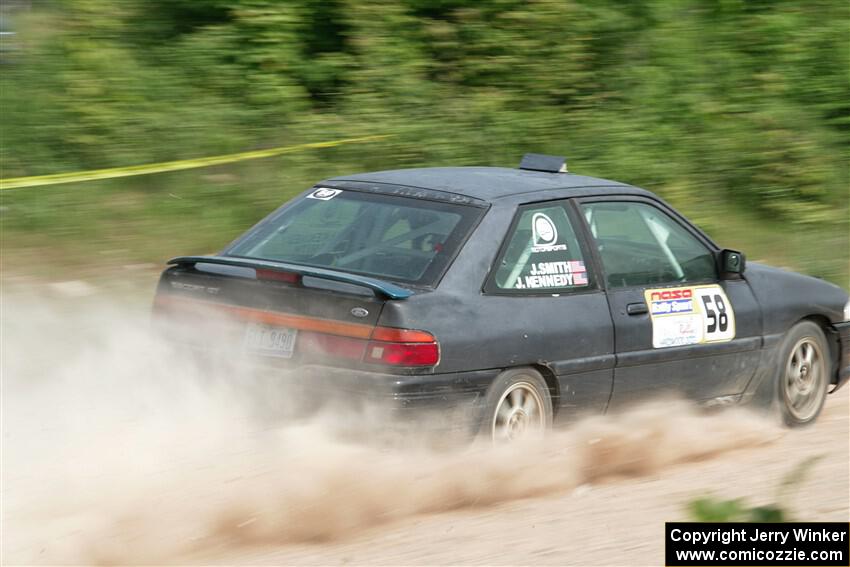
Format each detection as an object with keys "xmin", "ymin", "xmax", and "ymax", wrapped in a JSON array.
[{"xmin": 243, "ymin": 323, "xmax": 297, "ymax": 358}]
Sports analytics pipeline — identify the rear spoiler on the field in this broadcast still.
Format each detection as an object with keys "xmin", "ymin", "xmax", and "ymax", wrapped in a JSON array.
[{"xmin": 167, "ymin": 256, "xmax": 414, "ymax": 300}]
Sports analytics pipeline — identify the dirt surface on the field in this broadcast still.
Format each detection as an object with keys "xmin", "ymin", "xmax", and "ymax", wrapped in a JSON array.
[
  {"xmin": 190, "ymin": 390, "xmax": 850, "ymax": 566},
  {"xmin": 2, "ymin": 290, "xmax": 848, "ymax": 566}
]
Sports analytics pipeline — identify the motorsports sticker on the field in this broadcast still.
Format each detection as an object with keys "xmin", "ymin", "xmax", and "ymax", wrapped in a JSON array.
[
  {"xmin": 530, "ymin": 212, "xmax": 568, "ymax": 253},
  {"xmin": 644, "ymin": 285, "xmax": 736, "ymax": 348}
]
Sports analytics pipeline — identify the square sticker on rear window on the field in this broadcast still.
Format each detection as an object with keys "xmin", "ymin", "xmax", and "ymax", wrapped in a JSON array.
[{"xmin": 307, "ymin": 188, "xmax": 342, "ymax": 200}]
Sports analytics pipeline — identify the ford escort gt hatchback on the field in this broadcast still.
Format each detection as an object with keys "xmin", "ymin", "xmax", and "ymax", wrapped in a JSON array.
[{"xmin": 154, "ymin": 154, "xmax": 850, "ymax": 442}]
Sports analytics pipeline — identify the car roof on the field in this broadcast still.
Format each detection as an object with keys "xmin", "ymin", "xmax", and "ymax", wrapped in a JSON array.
[{"xmin": 325, "ymin": 166, "xmax": 649, "ymax": 203}]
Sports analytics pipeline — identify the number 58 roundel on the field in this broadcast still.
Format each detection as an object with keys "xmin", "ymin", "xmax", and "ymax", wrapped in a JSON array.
[{"xmin": 643, "ymin": 285, "xmax": 736, "ymax": 349}]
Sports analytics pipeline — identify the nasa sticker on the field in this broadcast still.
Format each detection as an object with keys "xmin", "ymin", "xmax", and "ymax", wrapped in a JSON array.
[
  {"xmin": 531, "ymin": 213, "xmax": 568, "ymax": 253},
  {"xmin": 645, "ymin": 285, "xmax": 736, "ymax": 348},
  {"xmin": 307, "ymin": 187, "xmax": 342, "ymax": 201}
]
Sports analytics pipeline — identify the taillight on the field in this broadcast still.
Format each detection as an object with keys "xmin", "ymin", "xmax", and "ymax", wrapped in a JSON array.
[
  {"xmin": 299, "ymin": 331, "xmax": 367, "ymax": 361},
  {"xmin": 364, "ymin": 341, "xmax": 440, "ymax": 366},
  {"xmin": 299, "ymin": 326, "xmax": 439, "ymax": 367},
  {"xmin": 370, "ymin": 327, "xmax": 435, "ymax": 343},
  {"xmin": 365, "ymin": 327, "xmax": 439, "ymax": 367}
]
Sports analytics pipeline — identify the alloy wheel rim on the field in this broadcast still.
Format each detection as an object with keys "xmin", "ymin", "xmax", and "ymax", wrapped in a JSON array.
[
  {"xmin": 491, "ymin": 381, "xmax": 545, "ymax": 442},
  {"xmin": 783, "ymin": 337, "xmax": 826, "ymax": 421}
]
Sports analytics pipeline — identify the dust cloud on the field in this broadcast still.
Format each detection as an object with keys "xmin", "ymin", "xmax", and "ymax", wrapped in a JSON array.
[{"xmin": 1, "ymin": 293, "xmax": 781, "ymax": 565}]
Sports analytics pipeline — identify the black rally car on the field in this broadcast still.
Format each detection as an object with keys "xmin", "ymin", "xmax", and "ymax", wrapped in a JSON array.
[{"xmin": 154, "ymin": 154, "xmax": 850, "ymax": 441}]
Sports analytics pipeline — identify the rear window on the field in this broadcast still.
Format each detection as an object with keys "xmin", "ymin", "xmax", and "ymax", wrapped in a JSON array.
[{"xmin": 226, "ymin": 188, "xmax": 484, "ymax": 286}]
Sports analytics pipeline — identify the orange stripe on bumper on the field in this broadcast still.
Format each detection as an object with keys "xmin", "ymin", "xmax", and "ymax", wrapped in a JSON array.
[
  {"xmin": 156, "ymin": 296, "xmax": 436, "ymax": 344},
  {"xmin": 155, "ymin": 296, "xmax": 374, "ymax": 339}
]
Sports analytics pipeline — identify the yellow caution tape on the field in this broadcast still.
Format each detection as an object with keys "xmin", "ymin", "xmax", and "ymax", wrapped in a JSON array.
[{"xmin": 0, "ymin": 134, "xmax": 391, "ymax": 190}]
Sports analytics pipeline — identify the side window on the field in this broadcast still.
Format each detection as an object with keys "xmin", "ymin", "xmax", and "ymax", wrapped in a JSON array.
[
  {"xmin": 487, "ymin": 202, "xmax": 592, "ymax": 293},
  {"xmin": 581, "ymin": 201, "xmax": 716, "ymax": 288}
]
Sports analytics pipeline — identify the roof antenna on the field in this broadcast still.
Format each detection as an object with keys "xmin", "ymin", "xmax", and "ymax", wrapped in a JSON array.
[{"xmin": 519, "ymin": 153, "xmax": 568, "ymax": 173}]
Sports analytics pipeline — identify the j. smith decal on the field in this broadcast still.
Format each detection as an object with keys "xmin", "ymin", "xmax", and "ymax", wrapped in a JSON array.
[
  {"xmin": 515, "ymin": 260, "xmax": 588, "ymax": 289},
  {"xmin": 644, "ymin": 285, "xmax": 735, "ymax": 348}
]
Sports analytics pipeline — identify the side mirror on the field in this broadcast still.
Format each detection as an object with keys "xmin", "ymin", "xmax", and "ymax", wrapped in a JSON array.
[{"xmin": 719, "ymin": 249, "xmax": 746, "ymax": 279}]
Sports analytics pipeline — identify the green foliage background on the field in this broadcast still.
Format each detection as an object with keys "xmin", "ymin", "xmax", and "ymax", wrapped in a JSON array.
[{"xmin": 1, "ymin": 0, "xmax": 848, "ymax": 285}]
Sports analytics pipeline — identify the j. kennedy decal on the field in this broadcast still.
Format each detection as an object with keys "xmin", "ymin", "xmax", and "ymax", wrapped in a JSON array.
[
  {"xmin": 645, "ymin": 285, "xmax": 736, "ymax": 348},
  {"xmin": 515, "ymin": 260, "xmax": 588, "ymax": 289}
]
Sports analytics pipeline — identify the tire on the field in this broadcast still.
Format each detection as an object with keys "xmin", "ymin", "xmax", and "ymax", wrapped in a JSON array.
[
  {"xmin": 480, "ymin": 368, "xmax": 553, "ymax": 443},
  {"xmin": 775, "ymin": 321, "xmax": 830, "ymax": 427}
]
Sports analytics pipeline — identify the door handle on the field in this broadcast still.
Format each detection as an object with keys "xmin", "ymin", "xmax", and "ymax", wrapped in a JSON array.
[{"xmin": 626, "ymin": 302, "xmax": 648, "ymax": 315}]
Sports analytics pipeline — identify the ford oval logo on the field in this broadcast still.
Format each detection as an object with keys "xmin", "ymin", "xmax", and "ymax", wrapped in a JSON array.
[{"xmin": 350, "ymin": 307, "xmax": 369, "ymax": 318}]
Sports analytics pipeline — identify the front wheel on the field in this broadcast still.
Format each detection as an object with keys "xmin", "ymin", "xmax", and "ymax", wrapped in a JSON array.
[
  {"xmin": 776, "ymin": 321, "xmax": 829, "ymax": 427},
  {"xmin": 480, "ymin": 368, "xmax": 553, "ymax": 443}
]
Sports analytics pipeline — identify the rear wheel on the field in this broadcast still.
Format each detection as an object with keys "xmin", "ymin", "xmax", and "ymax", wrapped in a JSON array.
[
  {"xmin": 481, "ymin": 368, "xmax": 553, "ymax": 443},
  {"xmin": 776, "ymin": 321, "xmax": 829, "ymax": 427}
]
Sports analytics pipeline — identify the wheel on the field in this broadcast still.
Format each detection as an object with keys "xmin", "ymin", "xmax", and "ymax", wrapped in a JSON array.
[
  {"xmin": 776, "ymin": 321, "xmax": 830, "ymax": 427},
  {"xmin": 480, "ymin": 368, "xmax": 553, "ymax": 443}
]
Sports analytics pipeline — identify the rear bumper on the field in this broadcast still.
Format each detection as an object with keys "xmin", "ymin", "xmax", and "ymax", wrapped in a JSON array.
[
  {"xmin": 232, "ymin": 360, "xmax": 500, "ymax": 435},
  {"xmin": 162, "ymin": 330, "xmax": 498, "ymax": 420},
  {"xmin": 833, "ymin": 321, "xmax": 850, "ymax": 393},
  {"xmin": 296, "ymin": 364, "xmax": 496, "ymax": 416}
]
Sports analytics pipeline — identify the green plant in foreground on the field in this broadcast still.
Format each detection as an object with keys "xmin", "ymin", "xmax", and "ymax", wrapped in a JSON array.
[{"xmin": 687, "ymin": 455, "xmax": 824, "ymax": 522}]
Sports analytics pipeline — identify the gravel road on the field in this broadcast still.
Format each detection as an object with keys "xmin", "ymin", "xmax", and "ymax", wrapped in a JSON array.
[
  {"xmin": 192, "ymin": 389, "xmax": 848, "ymax": 566},
  {"xmin": 3, "ymin": 293, "xmax": 847, "ymax": 566}
]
